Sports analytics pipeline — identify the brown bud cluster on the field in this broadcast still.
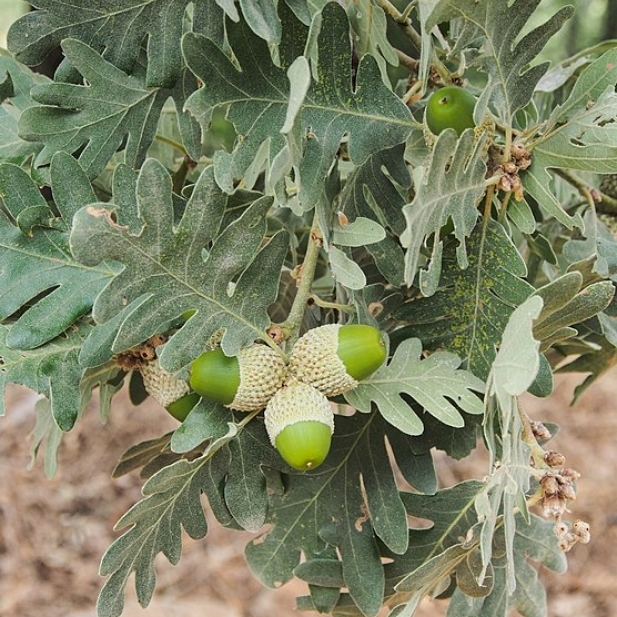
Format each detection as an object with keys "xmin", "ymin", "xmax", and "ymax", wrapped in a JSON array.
[
  {"xmin": 531, "ymin": 420, "xmax": 552, "ymax": 441},
  {"xmin": 114, "ymin": 334, "xmax": 168, "ymax": 371},
  {"xmin": 488, "ymin": 143, "xmax": 532, "ymax": 201},
  {"xmin": 554, "ymin": 518, "xmax": 591, "ymax": 552},
  {"xmin": 536, "ymin": 453, "xmax": 586, "ymax": 551}
]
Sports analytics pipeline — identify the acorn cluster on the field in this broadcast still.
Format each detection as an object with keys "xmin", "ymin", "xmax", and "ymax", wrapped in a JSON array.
[{"xmin": 140, "ymin": 324, "xmax": 386, "ymax": 472}]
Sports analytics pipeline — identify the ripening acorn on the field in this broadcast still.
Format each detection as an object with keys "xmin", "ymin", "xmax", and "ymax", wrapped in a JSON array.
[
  {"xmin": 166, "ymin": 392, "xmax": 200, "ymax": 421},
  {"xmin": 289, "ymin": 324, "xmax": 386, "ymax": 397},
  {"xmin": 425, "ymin": 85, "xmax": 476, "ymax": 137},
  {"xmin": 189, "ymin": 344, "xmax": 287, "ymax": 412},
  {"xmin": 264, "ymin": 381, "xmax": 334, "ymax": 471},
  {"xmin": 139, "ymin": 358, "xmax": 197, "ymax": 421}
]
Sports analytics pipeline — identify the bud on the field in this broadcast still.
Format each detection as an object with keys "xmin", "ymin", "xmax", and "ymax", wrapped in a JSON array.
[
  {"xmin": 544, "ymin": 451, "xmax": 566, "ymax": 468},
  {"xmin": 572, "ymin": 519, "xmax": 591, "ymax": 544}
]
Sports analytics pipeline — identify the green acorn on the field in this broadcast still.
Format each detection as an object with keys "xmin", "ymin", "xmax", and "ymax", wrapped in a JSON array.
[
  {"xmin": 139, "ymin": 359, "xmax": 197, "ymax": 420},
  {"xmin": 264, "ymin": 381, "xmax": 334, "ymax": 471},
  {"xmin": 289, "ymin": 324, "xmax": 386, "ymax": 397},
  {"xmin": 166, "ymin": 392, "xmax": 200, "ymax": 421},
  {"xmin": 425, "ymin": 85, "xmax": 476, "ymax": 137},
  {"xmin": 189, "ymin": 344, "xmax": 287, "ymax": 412}
]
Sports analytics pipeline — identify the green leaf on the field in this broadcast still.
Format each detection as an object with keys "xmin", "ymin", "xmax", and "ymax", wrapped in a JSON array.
[
  {"xmin": 490, "ymin": 295, "xmax": 543, "ymax": 403},
  {"xmin": 8, "ymin": 0, "xmax": 195, "ymax": 88},
  {"xmin": 395, "ymin": 221, "xmax": 533, "ymax": 381},
  {"xmin": 98, "ymin": 429, "xmax": 231, "ymax": 617},
  {"xmin": 69, "ymin": 161, "xmax": 288, "ymax": 370},
  {"xmin": 246, "ymin": 412, "xmax": 415, "ymax": 617},
  {"xmin": 345, "ymin": 0, "xmax": 399, "ymax": 82},
  {"xmin": 345, "ymin": 338, "xmax": 484, "ymax": 436},
  {"xmin": 0, "ymin": 163, "xmax": 114, "ymax": 349},
  {"xmin": 478, "ymin": 298, "xmax": 544, "ymax": 594},
  {"xmin": 0, "ymin": 323, "xmax": 86, "ymax": 430},
  {"xmin": 401, "ymin": 129, "xmax": 488, "ymax": 293},
  {"xmin": 183, "ymin": 3, "xmax": 309, "ymax": 194},
  {"xmin": 239, "ymin": 0, "xmax": 281, "ymax": 44},
  {"xmin": 525, "ymin": 50, "xmax": 617, "ymax": 227},
  {"xmin": 329, "ymin": 245, "xmax": 367, "ymax": 290},
  {"xmin": 427, "ymin": 0, "xmax": 573, "ymax": 124},
  {"xmin": 447, "ymin": 515, "xmax": 566, "ymax": 617},
  {"xmin": 332, "ymin": 217, "xmax": 386, "ymax": 247},
  {"xmin": 184, "ymin": 3, "xmax": 413, "ymax": 203},
  {"xmin": 27, "ymin": 397, "xmax": 63, "ymax": 478},
  {"xmin": 382, "ymin": 481, "xmax": 484, "ymax": 611},
  {"xmin": 339, "ymin": 144, "xmax": 410, "ymax": 286},
  {"xmin": 533, "ymin": 272, "xmax": 615, "ymax": 352},
  {"xmin": 19, "ymin": 39, "xmax": 197, "ymax": 179},
  {"xmin": 0, "ymin": 55, "xmax": 48, "ymax": 164}
]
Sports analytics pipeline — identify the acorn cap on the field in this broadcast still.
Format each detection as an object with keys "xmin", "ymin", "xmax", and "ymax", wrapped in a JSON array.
[
  {"xmin": 232, "ymin": 344, "xmax": 287, "ymax": 411},
  {"xmin": 289, "ymin": 324, "xmax": 386, "ymax": 397},
  {"xmin": 264, "ymin": 381, "xmax": 334, "ymax": 471},
  {"xmin": 140, "ymin": 359, "xmax": 191, "ymax": 408},
  {"xmin": 189, "ymin": 344, "xmax": 287, "ymax": 412}
]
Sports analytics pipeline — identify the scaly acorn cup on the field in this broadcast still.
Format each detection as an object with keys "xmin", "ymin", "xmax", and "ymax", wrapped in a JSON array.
[
  {"xmin": 189, "ymin": 344, "xmax": 287, "ymax": 412},
  {"xmin": 289, "ymin": 324, "xmax": 386, "ymax": 397},
  {"xmin": 139, "ymin": 359, "xmax": 197, "ymax": 420},
  {"xmin": 425, "ymin": 85, "xmax": 476, "ymax": 137},
  {"xmin": 264, "ymin": 381, "xmax": 334, "ymax": 471}
]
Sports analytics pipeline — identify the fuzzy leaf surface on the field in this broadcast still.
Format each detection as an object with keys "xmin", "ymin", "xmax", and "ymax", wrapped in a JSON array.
[
  {"xmin": 0, "ymin": 323, "xmax": 86, "ymax": 430},
  {"xmin": 525, "ymin": 49, "xmax": 617, "ymax": 227},
  {"xmin": 447, "ymin": 515, "xmax": 566, "ymax": 617},
  {"xmin": 380, "ymin": 482, "xmax": 484, "ymax": 613},
  {"xmin": 345, "ymin": 338, "xmax": 485, "ymax": 436},
  {"xmin": 339, "ymin": 144, "xmax": 410, "ymax": 285},
  {"xmin": 401, "ymin": 129, "xmax": 487, "ymax": 292},
  {"xmin": 8, "ymin": 0, "xmax": 194, "ymax": 88},
  {"xmin": 19, "ymin": 39, "xmax": 196, "ymax": 179},
  {"xmin": 533, "ymin": 272, "xmax": 615, "ymax": 351},
  {"xmin": 69, "ymin": 160, "xmax": 288, "ymax": 370},
  {"xmin": 0, "ymin": 56, "xmax": 48, "ymax": 164},
  {"xmin": 97, "ymin": 411, "xmax": 232, "ymax": 617},
  {"xmin": 184, "ymin": 2, "xmax": 412, "ymax": 203},
  {"xmin": 427, "ymin": 0, "xmax": 572, "ymax": 123},
  {"xmin": 0, "ymin": 163, "xmax": 114, "ymax": 349},
  {"xmin": 395, "ymin": 221, "xmax": 533, "ymax": 381}
]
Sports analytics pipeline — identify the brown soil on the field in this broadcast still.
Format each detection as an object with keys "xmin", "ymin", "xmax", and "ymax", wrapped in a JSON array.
[{"xmin": 1, "ymin": 369, "xmax": 616, "ymax": 617}]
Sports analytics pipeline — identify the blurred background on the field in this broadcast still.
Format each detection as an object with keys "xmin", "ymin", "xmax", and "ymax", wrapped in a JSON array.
[{"xmin": 1, "ymin": 2, "xmax": 617, "ymax": 617}]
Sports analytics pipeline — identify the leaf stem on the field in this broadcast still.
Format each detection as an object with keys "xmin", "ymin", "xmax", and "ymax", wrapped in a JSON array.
[
  {"xmin": 308, "ymin": 294, "xmax": 355, "ymax": 314},
  {"xmin": 280, "ymin": 213, "xmax": 323, "ymax": 346},
  {"xmin": 154, "ymin": 134, "xmax": 188, "ymax": 156},
  {"xmin": 375, "ymin": 0, "xmax": 422, "ymax": 48},
  {"xmin": 172, "ymin": 156, "xmax": 197, "ymax": 195}
]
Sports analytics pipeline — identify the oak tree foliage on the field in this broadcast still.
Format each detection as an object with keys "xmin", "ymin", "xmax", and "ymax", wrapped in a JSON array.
[{"xmin": 1, "ymin": 1, "xmax": 616, "ymax": 616}]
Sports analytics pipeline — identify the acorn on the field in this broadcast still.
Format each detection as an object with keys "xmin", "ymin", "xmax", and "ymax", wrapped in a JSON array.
[
  {"xmin": 139, "ymin": 359, "xmax": 198, "ymax": 420},
  {"xmin": 288, "ymin": 324, "xmax": 386, "ymax": 397},
  {"xmin": 425, "ymin": 85, "xmax": 476, "ymax": 137},
  {"xmin": 189, "ymin": 344, "xmax": 287, "ymax": 412},
  {"xmin": 166, "ymin": 392, "xmax": 200, "ymax": 421},
  {"xmin": 264, "ymin": 381, "xmax": 334, "ymax": 471}
]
